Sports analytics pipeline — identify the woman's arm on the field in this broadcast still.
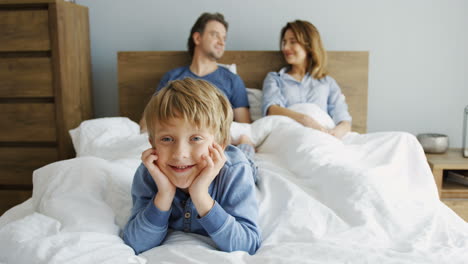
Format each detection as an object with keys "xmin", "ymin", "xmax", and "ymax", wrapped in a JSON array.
[
  {"xmin": 262, "ymin": 72, "xmax": 286, "ymax": 117},
  {"xmin": 329, "ymin": 120, "xmax": 351, "ymax": 139},
  {"xmin": 267, "ymin": 104, "xmax": 328, "ymax": 132},
  {"xmin": 327, "ymin": 77, "xmax": 352, "ymax": 125}
]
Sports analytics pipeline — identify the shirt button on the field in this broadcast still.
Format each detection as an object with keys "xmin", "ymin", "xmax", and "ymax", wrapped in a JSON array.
[{"xmin": 185, "ymin": 212, "xmax": 191, "ymax": 219}]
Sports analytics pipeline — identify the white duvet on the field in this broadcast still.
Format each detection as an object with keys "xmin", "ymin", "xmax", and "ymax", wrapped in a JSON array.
[{"xmin": 1, "ymin": 109, "xmax": 468, "ymax": 264}]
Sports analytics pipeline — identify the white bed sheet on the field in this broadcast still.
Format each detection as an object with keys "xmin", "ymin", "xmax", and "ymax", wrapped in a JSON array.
[{"xmin": 1, "ymin": 116, "xmax": 467, "ymax": 264}]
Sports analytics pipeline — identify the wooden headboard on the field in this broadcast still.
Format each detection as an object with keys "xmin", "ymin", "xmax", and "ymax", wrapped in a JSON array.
[{"xmin": 118, "ymin": 51, "xmax": 368, "ymax": 133}]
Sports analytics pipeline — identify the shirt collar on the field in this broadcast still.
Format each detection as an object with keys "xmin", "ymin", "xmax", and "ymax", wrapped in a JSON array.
[
  {"xmin": 173, "ymin": 177, "xmax": 217, "ymax": 203},
  {"xmin": 279, "ymin": 66, "xmax": 313, "ymax": 84}
]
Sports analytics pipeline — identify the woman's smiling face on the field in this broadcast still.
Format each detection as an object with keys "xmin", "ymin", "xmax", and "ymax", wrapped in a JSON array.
[{"xmin": 281, "ymin": 29, "xmax": 308, "ymax": 67}]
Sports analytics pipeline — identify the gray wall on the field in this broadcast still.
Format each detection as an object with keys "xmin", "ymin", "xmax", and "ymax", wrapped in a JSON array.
[{"xmin": 77, "ymin": 0, "xmax": 468, "ymax": 147}]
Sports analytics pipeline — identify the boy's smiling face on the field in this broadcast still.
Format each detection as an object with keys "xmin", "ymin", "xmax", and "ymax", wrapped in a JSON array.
[{"xmin": 151, "ymin": 117, "xmax": 215, "ymax": 190}]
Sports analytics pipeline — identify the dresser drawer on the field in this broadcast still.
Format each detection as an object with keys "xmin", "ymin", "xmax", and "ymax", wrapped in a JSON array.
[
  {"xmin": 0, "ymin": 146, "xmax": 58, "ymax": 185},
  {"xmin": 0, "ymin": 57, "xmax": 53, "ymax": 98},
  {"xmin": 0, "ymin": 9, "xmax": 50, "ymax": 52},
  {"xmin": 0, "ymin": 189, "xmax": 32, "ymax": 216},
  {"xmin": 0, "ymin": 103, "xmax": 56, "ymax": 142}
]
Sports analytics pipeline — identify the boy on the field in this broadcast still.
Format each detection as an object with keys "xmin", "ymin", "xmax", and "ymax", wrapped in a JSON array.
[{"xmin": 123, "ymin": 78, "xmax": 261, "ymax": 255}]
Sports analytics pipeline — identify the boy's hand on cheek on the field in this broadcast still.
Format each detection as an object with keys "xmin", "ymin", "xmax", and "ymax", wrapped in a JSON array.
[
  {"xmin": 141, "ymin": 148, "xmax": 176, "ymax": 211},
  {"xmin": 189, "ymin": 143, "xmax": 226, "ymax": 212},
  {"xmin": 190, "ymin": 143, "xmax": 226, "ymax": 194}
]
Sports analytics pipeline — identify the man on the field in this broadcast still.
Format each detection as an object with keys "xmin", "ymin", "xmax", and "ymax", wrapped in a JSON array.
[{"xmin": 140, "ymin": 12, "xmax": 251, "ymax": 131}]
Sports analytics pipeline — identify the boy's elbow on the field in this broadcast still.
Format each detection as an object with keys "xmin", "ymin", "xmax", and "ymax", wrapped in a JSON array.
[
  {"xmin": 242, "ymin": 237, "xmax": 262, "ymax": 255},
  {"xmin": 224, "ymin": 242, "xmax": 260, "ymax": 255},
  {"xmin": 235, "ymin": 228, "xmax": 262, "ymax": 255},
  {"xmin": 249, "ymin": 231, "xmax": 262, "ymax": 255},
  {"xmin": 123, "ymin": 233, "xmax": 158, "ymax": 255},
  {"xmin": 123, "ymin": 233, "xmax": 138, "ymax": 254},
  {"xmin": 246, "ymin": 240, "xmax": 261, "ymax": 255},
  {"xmin": 123, "ymin": 226, "xmax": 160, "ymax": 255},
  {"xmin": 123, "ymin": 231, "xmax": 143, "ymax": 254}
]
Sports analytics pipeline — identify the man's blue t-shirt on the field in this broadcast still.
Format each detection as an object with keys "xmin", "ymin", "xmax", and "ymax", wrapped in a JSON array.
[{"xmin": 156, "ymin": 66, "xmax": 249, "ymax": 109}]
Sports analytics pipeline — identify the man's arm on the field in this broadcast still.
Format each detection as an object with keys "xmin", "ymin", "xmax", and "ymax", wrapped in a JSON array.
[
  {"xmin": 229, "ymin": 75, "xmax": 252, "ymax": 124},
  {"xmin": 233, "ymin": 107, "xmax": 252, "ymax": 123}
]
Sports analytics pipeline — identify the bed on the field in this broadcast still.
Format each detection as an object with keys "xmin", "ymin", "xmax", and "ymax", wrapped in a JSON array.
[
  {"xmin": 1, "ymin": 51, "xmax": 467, "ymax": 264},
  {"xmin": 118, "ymin": 51, "xmax": 368, "ymax": 133}
]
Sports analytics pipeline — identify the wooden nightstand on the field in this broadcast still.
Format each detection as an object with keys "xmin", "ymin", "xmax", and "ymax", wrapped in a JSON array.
[
  {"xmin": 0, "ymin": 0, "xmax": 93, "ymax": 215},
  {"xmin": 426, "ymin": 148, "xmax": 468, "ymax": 221}
]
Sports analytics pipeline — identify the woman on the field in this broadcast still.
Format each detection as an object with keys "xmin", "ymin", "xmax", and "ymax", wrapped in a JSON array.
[{"xmin": 262, "ymin": 20, "xmax": 351, "ymax": 139}]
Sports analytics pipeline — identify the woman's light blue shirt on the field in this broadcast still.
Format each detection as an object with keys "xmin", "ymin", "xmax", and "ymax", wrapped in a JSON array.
[{"xmin": 262, "ymin": 67, "xmax": 352, "ymax": 125}]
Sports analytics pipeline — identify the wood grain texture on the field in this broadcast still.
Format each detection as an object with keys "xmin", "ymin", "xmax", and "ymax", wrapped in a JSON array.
[
  {"xmin": 118, "ymin": 51, "xmax": 368, "ymax": 133},
  {"xmin": 426, "ymin": 149, "xmax": 468, "ymax": 199},
  {"xmin": 0, "ymin": 189, "xmax": 32, "ymax": 216},
  {"xmin": 442, "ymin": 182, "xmax": 468, "ymax": 199},
  {"xmin": 443, "ymin": 199, "xmax": 468, "ymax": 222},
  {"xmin": 0, "ymin": 147, "xmax": 57, "ymax": 185},
  {"xmin": 0, "ymin": 9, "xmax": 50, "ymax": 52},
  {"xmin": 426, "ymin": 149, "xmax": 468, "ymax": 169},
  {"xmin": 118, "ymin": 52, "xmax": 191, "ymax": 124},
  {"xmin": 0, "ymin": 0, "xmax": 58, "ymax": 4},
  {"xmin": 0, "ymin": 0, "xmax": 93, "ymax": 214},
  {"xmin": 0, "ymin": 57, "xmax": 53, "ymax": 97},
  {"xmin": 0, "ymin": 103, "xmax": 56, "ymax": 142},
  {"xmin": 49, "ymin": 1, "xmax": 93, "ymax": 159}
]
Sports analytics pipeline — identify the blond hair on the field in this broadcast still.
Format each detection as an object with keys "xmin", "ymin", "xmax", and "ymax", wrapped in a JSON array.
[
  {"xmin": 144, "ymin": 78, "xmax": 233, "ymax": 146},
  {"xmin": 280, "ymin": 20, "xmax": 328, "ymax": 79}
]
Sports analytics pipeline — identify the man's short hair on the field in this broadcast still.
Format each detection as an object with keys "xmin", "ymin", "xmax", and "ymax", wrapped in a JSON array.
[
  {"xmin": 187, "ymin": 12, "xmax": 228, "ymax": 57},
  {"xmin": 144, "ymin": 78, "xmax": 233, "ymax": 147}
]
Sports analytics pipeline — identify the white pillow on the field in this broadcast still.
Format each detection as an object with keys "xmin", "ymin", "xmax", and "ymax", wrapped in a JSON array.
[
  {"xmin": 230, "ymin": 122, "xmax": 253, "ymax": 145},
  {"xmin": 69, "ymin": 117, "xmax": 151, "ymax": 160},
  {"xmin": 246, "ymin": 88, "xmax": 263, "ymax": 121}
]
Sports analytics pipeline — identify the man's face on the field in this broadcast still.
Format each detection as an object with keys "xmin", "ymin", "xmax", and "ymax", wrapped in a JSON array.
[
  {"xmin": 152, "ymin": 118, "xmax": 215, "ymax": 190},
  {"xmin": 194, "ymin": 20, "xmax": 227, "ymax": 61}
]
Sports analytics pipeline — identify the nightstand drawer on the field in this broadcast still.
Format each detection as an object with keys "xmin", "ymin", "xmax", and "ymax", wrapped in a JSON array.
[
  {"xmin": 0, "ymin": 57, "xmax": 53, "ymax": 97},
  {"xmin": 0, "ymin": 9, "xmax": 50, "ymax": 52},
  {"xmin": 0, "ymin": 147, "xmax": 57, "ymax": 185},
  {"xmin": 0, "ymin": 103, "xmax": 56, "ymax": 142}
]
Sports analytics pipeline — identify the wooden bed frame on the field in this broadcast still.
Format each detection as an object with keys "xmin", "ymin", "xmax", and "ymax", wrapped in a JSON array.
[{"xmin": 118, "ymin": 51, "xmax": 368, "ymax": 133}]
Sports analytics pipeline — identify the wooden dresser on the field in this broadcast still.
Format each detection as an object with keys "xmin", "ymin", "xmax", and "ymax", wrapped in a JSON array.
[{"xmin": 0, "ymin": 0, "xmax": 93, "ymax": 215}]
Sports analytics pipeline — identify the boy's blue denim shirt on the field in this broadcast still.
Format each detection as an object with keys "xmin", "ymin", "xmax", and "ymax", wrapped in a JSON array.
[{"xmin": 123, "ymin": 145, "xmax": 261, "ymax": 255}]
